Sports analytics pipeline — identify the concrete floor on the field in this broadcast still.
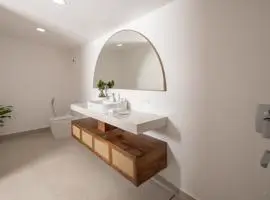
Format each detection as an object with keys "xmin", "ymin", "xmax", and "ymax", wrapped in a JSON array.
[{"xmin": 0, "ymin": 130, "xmax": 174, "ymax": 200}]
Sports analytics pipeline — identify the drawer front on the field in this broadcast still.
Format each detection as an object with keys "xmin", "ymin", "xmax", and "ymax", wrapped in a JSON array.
[
  {"xmin": 112, "ymin": 149, "xmax": 134, "ymax": 178},
  {"xmin": 72, "ymin": 125, "xmax": 81, "ymax": 140},
  {"xmin": 94, "ymin": 138, "xmax": 110, "ymax": 162},
  {"xmin": 82, "ymin": 130, "xmax": 93, "ymax": 149}
]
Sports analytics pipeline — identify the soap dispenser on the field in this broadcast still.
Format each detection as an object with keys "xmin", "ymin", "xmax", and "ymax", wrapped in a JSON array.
[{"xmin": 120, "ymin": 98, "xmax": 128, "ymax": 111}]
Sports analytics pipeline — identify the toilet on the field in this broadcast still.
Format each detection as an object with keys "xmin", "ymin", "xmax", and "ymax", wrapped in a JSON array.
[
  {"xmin": 49, "ymin": 98, "xmax": 83, "ymax": 139},
  {"xmin": 50, "ymin": 115, "xmax": 75, "ymax": 139}
]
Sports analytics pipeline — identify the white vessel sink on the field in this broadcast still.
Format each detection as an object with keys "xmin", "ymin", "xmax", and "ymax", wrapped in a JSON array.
[
  {"xmin": 87, "ymin": 100, "xmax": 102, "ymax": 112},
  {"xmin": 87, "ymin": 100, "xmax": 120, "ymax": 113}
]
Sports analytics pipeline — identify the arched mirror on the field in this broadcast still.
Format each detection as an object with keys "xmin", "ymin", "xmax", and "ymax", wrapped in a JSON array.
[{"xmin": 93, "ymin": 30, "xmax": 166, "ymax": 91}]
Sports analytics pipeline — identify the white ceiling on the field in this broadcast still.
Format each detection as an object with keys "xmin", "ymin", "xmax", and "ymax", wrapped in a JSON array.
[
  {"xmin": 0, "ymin": 0, "xmax": 173, "ymax": 48},
  {"xmin": 0, "ymin": 6, "xmax": 80, "ymax": 48}
]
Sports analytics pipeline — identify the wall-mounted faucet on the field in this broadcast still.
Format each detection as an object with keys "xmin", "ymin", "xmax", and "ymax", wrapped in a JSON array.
[{"xmin": 261, "ymin": 150, "xmax": 270, "ymax": 168}]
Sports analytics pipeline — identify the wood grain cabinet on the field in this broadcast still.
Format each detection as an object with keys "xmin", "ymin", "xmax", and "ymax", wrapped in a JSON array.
[
  {"xmin": 111, "ymin": 148, "xmax": 135, "ymax": 179},
  {"xmin": 72, "ymin": 118, "xmax": 167, "ymax": 186},
  {"xmin": 81, "ymin": 130, "xmax": 93, "ymax": 149},
  {"xmin": 72, "ymin": 125, "xmax": 81, "ymax": 140},
  {"xmin": 94, "ymin": 138, "xmax": 110, "ymax": 162}
]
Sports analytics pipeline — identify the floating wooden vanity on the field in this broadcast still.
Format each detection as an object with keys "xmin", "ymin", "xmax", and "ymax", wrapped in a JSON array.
[{"xmin": 72, "ymin": 117, "xmax": 167, "ymax": 186}]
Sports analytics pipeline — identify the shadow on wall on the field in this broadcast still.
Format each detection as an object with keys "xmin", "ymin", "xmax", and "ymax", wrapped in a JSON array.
[
  {"xmin": 156, "ymin": 119, "xmax": 181, "ymax": 142},
  {"xmin": 154, "ymin": 119, "xmax": 181, "ymax": 189}
]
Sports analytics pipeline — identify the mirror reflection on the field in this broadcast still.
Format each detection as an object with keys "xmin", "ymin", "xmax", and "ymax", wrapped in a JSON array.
[{"xmin": 94, "ymin": 30, "xmax": 166, "ymax": 91}]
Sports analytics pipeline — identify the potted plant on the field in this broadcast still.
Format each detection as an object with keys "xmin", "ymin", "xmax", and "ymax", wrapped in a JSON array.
[
  {"xmin": 0, "ymin": 105, "xmax": 13, "ymax": 127},
  {"xmin": 97, "ymin": 80, "xmax": 115, "ymax": 98},
  {"xmin": 105, "ymin": 80, "xmax": 115, "ymax": 96},
  {"xmin": 107, "ymin": 80, "xmax": 115, "ymax": 89},
  {"xmin": 97, "ymin": 80, "xmax": 106, "ymax": 97}
]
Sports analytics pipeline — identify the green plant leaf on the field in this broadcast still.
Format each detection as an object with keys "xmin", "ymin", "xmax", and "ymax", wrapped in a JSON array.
[
  {"xmin": 106, "ymin": 80, "xmax": 115, "ymax": 89},
  {"xmin": 0, "ymin": 105, "xmax": 13, "ymax": 126}
]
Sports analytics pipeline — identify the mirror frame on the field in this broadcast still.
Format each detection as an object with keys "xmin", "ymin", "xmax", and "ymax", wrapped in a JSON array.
[{"xmin": 93, "ymin": 29, "xmax": 167, "ymax": 91}]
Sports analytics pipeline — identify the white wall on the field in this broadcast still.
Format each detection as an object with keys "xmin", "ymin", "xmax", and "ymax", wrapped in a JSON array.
[
  {"xmin": 0, "ymin": 35, "xmax": 81, "ymax": 135},
  {"xmin": 80, "ymin": 0, "xmax": 270, "ymax": 200}
]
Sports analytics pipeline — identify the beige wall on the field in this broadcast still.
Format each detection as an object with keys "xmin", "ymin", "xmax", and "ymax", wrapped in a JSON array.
[
  {"xmin": 80, "ymin": 0, "xmax": 270, "ymax": 199},
  {"xmin": 0, "ymin": 35, "xmax": 80, "ymax": 135}
]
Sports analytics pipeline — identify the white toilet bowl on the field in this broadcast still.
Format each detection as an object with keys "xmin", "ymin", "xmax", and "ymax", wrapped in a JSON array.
[{"xmin": 50, "ymin": 115, "xmax": 75, "ymax": 139}]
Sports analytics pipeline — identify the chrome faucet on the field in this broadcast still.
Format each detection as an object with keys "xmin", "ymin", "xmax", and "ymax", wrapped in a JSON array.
[{"xmin": 261, "ymin": 150, "xmax": 270, "ymax": 168}]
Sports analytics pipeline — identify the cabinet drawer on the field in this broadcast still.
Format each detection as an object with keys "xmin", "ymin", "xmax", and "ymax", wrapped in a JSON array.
[
  {"xmin": 94, "ymin": 138, "xmax": 110, "ymax": 162},
  {"xmin": 72, "ymin": 125, "xmax": 81, "ymax": 140},
  {"xmin": 112, "ymin": 149, "xmax": 135, "ymax": 178},
  {"xmin": 82, "ymin": 130, "xmax": 93, "ymax": 149}
]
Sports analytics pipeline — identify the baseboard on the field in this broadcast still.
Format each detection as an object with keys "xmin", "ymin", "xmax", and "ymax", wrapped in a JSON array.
[
  {"xmin": 152, "ymin": 175, "xmax": 196, "ymax": 200},
  {"xmin": 0, "ymin": 127, "xmax": 50, "ymax": 140}
]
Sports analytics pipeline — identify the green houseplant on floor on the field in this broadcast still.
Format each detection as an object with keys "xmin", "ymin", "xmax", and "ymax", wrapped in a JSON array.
[{"xmin": 0, "ymin": 105, "xmax": 13, "ymax": 127}]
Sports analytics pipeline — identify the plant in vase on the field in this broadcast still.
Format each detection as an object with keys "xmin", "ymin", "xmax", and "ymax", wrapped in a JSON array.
[
  {"xmin": 0, "ymin": 105, "xmax": 13, "ymax": 127},
  {"xmin": 105, "ymin": 80, "xmax": 115, "ymax": 96},
  {"xmin": 107, "ymin": 80, "xmax": 115, "ymax": 89},
  {"xmin": 97, "ymin": 80, "xmax": 106, "ymax": 97},
  {"xmin": 97, "ymin": 80, "xmax": 115, "ymax": 98}
]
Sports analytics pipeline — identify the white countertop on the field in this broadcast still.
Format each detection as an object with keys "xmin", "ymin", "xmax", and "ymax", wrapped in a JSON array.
[{"xmin": 71, "ymin": 103, "xmax": 167, "ymax": 134}]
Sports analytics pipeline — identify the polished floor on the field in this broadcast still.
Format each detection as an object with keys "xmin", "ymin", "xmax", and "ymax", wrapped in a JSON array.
[{"xmin": 0, "ymin": 130, "xmax": 175, "ymax": 200}]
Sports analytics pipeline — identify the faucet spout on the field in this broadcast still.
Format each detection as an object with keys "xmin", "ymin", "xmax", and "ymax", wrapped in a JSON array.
[{"xmin": 261, "ymin": 150, "xmax": 270, "ymax": 168}]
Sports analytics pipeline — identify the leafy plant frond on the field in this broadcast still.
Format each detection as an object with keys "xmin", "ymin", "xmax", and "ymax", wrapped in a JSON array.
[
  {"xmin": 0, "ymin": 105, "xmax": 13, "ymax": 127},
  {"xmin": 107, "ymin": 80, "xmax": 115, "ymax": 89},
  {"xmin": 0, "ymin": 109, "xmax": 12, "ymax": 115},
  {"xmin": 97, "ymin": 80, "xmax": 106, "ymax": 90},
  {"xmin": 0, "ymin": 116, "xmax": 11, "ymax": 118}
]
